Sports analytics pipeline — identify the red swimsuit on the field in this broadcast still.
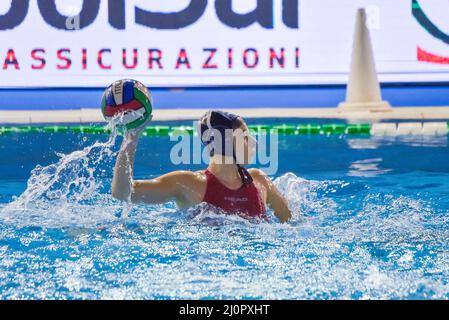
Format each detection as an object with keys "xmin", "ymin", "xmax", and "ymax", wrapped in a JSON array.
[{"xmin": 202, "ymin": 170, "xmax": 267, "ymax": 220}]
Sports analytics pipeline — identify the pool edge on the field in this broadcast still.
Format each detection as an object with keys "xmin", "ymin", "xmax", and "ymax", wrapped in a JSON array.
[{"xmin": 1, "ymin": 107, "xmax": 449, "ymax": 124}]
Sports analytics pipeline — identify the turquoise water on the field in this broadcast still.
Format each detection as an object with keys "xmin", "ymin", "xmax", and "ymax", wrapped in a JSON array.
[{"xmin": 0, "ymin": 123, "xmax": 449, "ymax": 299}]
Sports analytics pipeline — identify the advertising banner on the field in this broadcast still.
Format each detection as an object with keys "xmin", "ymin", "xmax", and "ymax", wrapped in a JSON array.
[{"xmin": 0, "ymin": 0, "xmax": 448, "ymax": 87}]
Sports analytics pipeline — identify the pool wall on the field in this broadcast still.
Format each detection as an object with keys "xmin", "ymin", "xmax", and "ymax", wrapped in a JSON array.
[{"xmin": 1, "ymin": 84, "xmax": 449, "ymax": 123}]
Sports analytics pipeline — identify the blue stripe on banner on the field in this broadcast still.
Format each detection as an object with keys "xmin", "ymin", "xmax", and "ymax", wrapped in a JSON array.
[
  {"xmin": 105, "ymin": 87, "xmax": 116, "ymax": 106},
  {"xmin": 0, "ymin": 85, "xmax": 448, "ymax": 110},
  {"xmin": 123, "ymin": 80, "xmax": 135, "ymax": 104}
]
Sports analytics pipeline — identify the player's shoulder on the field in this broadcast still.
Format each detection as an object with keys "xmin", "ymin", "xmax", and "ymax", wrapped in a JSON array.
[
  {"xmin": 170, "ymin": 170, "xmax": 207, "ymax": 183},
  {"xmin": 248, "ymin": 168, "xmax": 270, "ymax": 185},
  {"xmin": 248, "ymin": 168, "xmax": 267, "ymax": 178}
]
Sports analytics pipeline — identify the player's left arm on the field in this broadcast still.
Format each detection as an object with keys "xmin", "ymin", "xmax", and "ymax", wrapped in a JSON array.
[{"xmin": 250, "ymin": 169, "xmax": 292, "ymax": 223}]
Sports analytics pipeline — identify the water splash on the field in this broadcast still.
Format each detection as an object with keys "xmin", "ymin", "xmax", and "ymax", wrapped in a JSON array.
[
  {"xmin": 1, "ymin": 124, "xmax": 121, "ymax": 228},
  {"xmin": 1, "ymin": 130, "xmax": 449, "ymax": 299}
]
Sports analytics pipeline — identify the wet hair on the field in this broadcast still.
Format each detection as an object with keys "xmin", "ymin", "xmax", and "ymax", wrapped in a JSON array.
[{"xmin": 198, "ymin": 110, "xmax": 253, "ymax": 186}]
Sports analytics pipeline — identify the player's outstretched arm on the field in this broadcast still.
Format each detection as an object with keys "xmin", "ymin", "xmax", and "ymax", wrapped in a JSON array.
[{"xmin": 112, "ymin": 130, "xmax": 204, "ymax": 207}]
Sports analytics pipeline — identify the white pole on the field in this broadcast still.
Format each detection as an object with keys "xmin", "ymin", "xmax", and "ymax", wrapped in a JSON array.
[{"xmin": 338, "ymin": 8, "xmax": 392, "ymax": 112}]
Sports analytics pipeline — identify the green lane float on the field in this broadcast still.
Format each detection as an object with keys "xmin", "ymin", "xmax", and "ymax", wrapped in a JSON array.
[
  {"xmin": 43, "ymin": 126, "xmax": 69, "ymax": 133},
  {"xmin": 321, "ymin": 124, "xmax": 346, "ymax": 134},
  {"xmin": 170, "ymin": 126, "xmax": 195, "ymax": 136},
  {"xmin": 297, "ymin": 124, "xmax": 320, "ymax": 135},
  {"xmin": 1, "ymin": 123, "xmax": 445, "ymax": 136},
  {"xmin": 346, "ymin": 124, "xmax": 371, "ymax": 134},
  {"xmin": 271, "ymin": 124, "xmax": 296, "ymax": 134},
  {"xmin": 143, "ymin": 125, "xmax": 170, "ymax": 136},
  {"xmin": 0, "ymin": 124, "xmax": 374, "ymax": 136}
]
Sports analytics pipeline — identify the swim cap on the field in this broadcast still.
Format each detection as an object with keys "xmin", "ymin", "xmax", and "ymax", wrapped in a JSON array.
[
  {"xmin": 198, "ymin": 110, "xmax": 243, "ymax": 155},
  {"xmin": 198, "ymin": 110, "xmax": 253, "ymax": 186}
]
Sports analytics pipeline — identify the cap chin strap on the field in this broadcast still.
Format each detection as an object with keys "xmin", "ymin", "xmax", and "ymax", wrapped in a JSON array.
[
  {"xmin": 237, "ymin": 164, "xmax": 253, "ymax": 186},
  {"xmin": 233, "ymin": 152, "xmax": 253, "ymax": 186}
]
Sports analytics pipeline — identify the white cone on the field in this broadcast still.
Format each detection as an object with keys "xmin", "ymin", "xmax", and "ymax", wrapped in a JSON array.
[{"xmin": 338, "ymin": 8, "xmax": 391, "ymax": 112}]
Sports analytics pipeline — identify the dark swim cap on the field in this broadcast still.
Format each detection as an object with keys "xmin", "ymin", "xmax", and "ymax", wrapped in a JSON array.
[
  {"xmin": 199, "ymin": 110, "xmax": 243, "ymax": 155},
  {"xmin": 198, "ymin": 110, "xmax": 253, "ymax": 186}
]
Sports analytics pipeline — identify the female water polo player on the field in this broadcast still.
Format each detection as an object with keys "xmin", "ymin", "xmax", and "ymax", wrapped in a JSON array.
[{"xmin": 112, "ymin": 110, "xmax": 292, "ymax": 223}]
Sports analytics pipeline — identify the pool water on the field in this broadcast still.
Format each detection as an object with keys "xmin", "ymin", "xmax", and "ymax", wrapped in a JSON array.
[{"xmin": 1, "ymin": 122, "xmax": 449, "ymax": 300}]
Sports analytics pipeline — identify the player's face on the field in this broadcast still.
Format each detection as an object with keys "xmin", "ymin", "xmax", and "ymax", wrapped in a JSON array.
[{"xmin": 233, "ymin": 122, "xmax": 256, "ymax": 164}]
